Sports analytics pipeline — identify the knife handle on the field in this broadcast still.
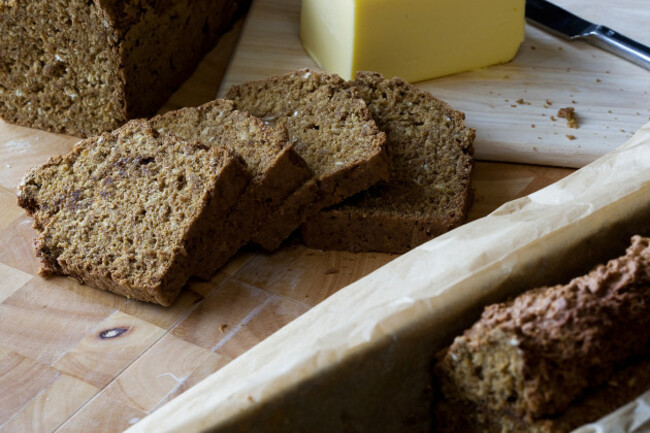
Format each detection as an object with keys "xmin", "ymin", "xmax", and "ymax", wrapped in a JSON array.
[{"xmin": 585, "ymin": 25, "xmax": 650, "ymax": 71}]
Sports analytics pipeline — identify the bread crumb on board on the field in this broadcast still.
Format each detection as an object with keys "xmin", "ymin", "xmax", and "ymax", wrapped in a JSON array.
[{"xmin": 558, "ymin": 107, "xmax": 579, "ymax": 129}]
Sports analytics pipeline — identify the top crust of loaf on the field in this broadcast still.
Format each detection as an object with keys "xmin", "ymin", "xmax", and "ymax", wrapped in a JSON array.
[{"xmin": 437, "ymin": 235, "xmax": 650, "ymax": 420}]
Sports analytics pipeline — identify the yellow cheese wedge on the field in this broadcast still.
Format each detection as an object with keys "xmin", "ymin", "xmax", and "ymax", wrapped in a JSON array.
[{"xmin": 300, "ymin": 0, "xmax": 525, "ymax": 82}]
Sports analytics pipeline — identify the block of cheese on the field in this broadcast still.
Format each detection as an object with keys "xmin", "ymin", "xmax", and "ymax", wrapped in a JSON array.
[{"xmin": 300, "ymin": 0, "xmax": 525, "ymax": 82}]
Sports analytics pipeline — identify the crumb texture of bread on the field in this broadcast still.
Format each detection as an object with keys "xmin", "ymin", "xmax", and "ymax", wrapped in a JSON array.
[
  {"xmin": 226, "ymin": 68, "xmax": 389, "ymax": 251},
  {"xmin": 150, "ymin": 99, "xmax": 312, "ymax": 278},
  {"xmin": 434, "ymin": 236, "xmax": 650, "ymax": 432},
  {"xmin": 30, "ymin": 120, "xmax": 247, "ymax": 306},
  {"xmin": 0, "ymin": 0, "xmax": 247, "ymax": 137},
  {"xmin": 300, "ymin": 71, "xmax": 475, "ymax": 253}
]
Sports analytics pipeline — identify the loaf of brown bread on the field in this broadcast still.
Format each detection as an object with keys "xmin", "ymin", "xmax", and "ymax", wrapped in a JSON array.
[
  {"xmin": 226, "ymin": 69, "xmax": 389, "ymax": 251},
  {"xmin": 0, "ymin": 0, "xmax": 248, "ymax": 137},
  {"xmin": 435, "ymin": 357, "xmax": 650, "ymax": 433},
  {"xmin": 434, "ymin": 235, "xmax": 650, "ymax": 432},
  {"xmin": 150, "ymin": 99, "xmax": 312, "ymax": 278},
  {"xmin": 300, "ymin": 71, "xmax": 475, "ymax": 254},
  {"xmin": 24, "ymin": 120, "xmax": 248, "ymax": 305}
]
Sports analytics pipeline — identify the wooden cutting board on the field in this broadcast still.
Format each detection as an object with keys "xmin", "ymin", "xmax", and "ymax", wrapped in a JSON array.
[{"xmin": 0, "ymin": 0, "xmax": 646, "ymax": 431}]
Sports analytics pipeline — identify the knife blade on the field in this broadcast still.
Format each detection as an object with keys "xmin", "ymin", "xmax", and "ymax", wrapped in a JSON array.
[{"xmin": 526, "ymin": 0, "xmax": 650, "ymax": 71}]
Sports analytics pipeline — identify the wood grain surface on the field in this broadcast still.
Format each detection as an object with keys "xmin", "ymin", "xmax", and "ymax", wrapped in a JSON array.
[{"xmin": 0, "ymin": 0, "xmax": 646, "ymax": 431}]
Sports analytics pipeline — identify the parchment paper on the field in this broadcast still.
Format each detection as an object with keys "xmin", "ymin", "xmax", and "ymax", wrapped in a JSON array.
[
  {"xmin": 127, "ymin": 121, "xmax": 650, "ymax": 433},
  {"xmin": 574, "ymin": 390, "xmax": 650, "ymax": 433}
]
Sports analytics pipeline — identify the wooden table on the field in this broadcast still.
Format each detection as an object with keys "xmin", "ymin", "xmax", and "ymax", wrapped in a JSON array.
[{"xmin": 0, "ymin": 0, "xmax": 648, "ymax": 431}]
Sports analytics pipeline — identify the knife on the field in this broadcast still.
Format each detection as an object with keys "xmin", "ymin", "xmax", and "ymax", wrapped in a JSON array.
[{"xmin": 526, "ymin": 0, "xmax": 650, "ymax": 71}]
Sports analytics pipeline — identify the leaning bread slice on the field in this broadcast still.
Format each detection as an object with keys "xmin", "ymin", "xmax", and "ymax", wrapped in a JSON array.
[
  {"xmin": 32, "ymin": 120, "xmax": 248, "ymax": 306},
  {"xmin": 226, "ymin": 69, "xmax": 389, "ymax": 251},
  {"xmin": 300, "ymin": 71, "xmax": 475, "ymax": 254},
  {"xmin": 150, "ymin": 99, "xmax": 312, "ymax": 278}
]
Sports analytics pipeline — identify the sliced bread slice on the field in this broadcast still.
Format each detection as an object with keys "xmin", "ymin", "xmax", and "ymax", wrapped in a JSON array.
[
  {"xmin": 226, "ymin": 69, "xmax": 389, "ymax": 251},
  {"xmin": 29, "ymin": 120, "xmax": 248, "ymax": 306},
  {"xmin": 150, "ymin": 99, "xmax": 312, "ymax": 278},
  {"xmin": 300, "ymin": 71, "xmax": 475, "ymax": 253}
]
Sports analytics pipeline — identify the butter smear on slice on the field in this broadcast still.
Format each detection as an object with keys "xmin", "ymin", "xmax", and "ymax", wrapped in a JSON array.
[{"xmin": 300, "ymin": 0, "xmax": 525, "ymax": 82}]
